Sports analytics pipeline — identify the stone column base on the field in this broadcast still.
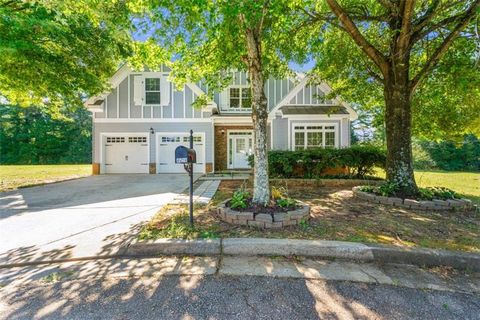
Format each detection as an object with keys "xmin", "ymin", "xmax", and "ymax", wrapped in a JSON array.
[
  {"xmin": 206, "ymin": 163, "xmax": 213, "ymax": 173},
  {"xmin": 92, "ymin": 163, "xmax": 100, "ymax": 175},
  {"xmin": 149, "ymin": 163, "xmax": 157, "ymax": 174}
]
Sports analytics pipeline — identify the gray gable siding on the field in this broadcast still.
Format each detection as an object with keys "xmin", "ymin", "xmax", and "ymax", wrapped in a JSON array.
[
  {"xmin": 97, "ymin": 73, "xmax": 206, "ymax": 120},
  {"xmin": 106, "ymin": 88, "xmax": 117, "ymax": 118},
  {"xmin": 289, "ymin": 84, "xmax": 330, "ymax": 105},
  {"xmin": 211, "ymin": 71, "xmax": 295, "ymax": 111},
  {"xmin": 130, "ymin": 74, "xmax": 142, "ymax": 118}
]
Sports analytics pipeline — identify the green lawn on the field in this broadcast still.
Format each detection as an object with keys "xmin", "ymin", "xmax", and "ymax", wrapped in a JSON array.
[
  {"xmin": 0, "ymin": 165, "xmax": 91, "ymax": 192},
  {"xmin": 375, "ymin": 169, "xmax": 480, "ymax": 205}
]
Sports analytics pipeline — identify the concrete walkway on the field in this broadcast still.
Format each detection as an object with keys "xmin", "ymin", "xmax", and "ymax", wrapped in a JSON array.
[
  {"xmin": 0, "ymin": 175, "xmax": 196, "ymax": 266},
  {"xmin": 171, "ymin": 180, "xmax": 220, "ymax": 204}
]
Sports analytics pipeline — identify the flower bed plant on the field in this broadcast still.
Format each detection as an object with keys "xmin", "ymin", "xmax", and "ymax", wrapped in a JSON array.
[
  {"xmin": 219, "ymin": 185, "xmax": 310, "ymax": 229},
  {"xmin": 227, "ymin": 186, "xmax": 299, "ymax": 213}
]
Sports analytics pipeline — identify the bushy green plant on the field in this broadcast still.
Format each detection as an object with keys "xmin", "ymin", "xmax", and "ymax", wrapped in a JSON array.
[
  {"xmin": 250, "ymin": 145, "xmax": 386, "ymax": 179},
  {"xmin": 359, "ymin": 185, "xmax": 376, "ymax": 193},
  {"xmin": 377, "ymin": 181, "xmax": 400, "ymax": 197},
  {"xmin": 418, "ymin": 187, "xmax": 459, "ymax": 200},
  {"xmin": 277, "ymin": 197, "xmax": 296, "ymax": 208},
  {"xmin": 230, "ymin": 189, "xmax": 250, "ymax": 209}
]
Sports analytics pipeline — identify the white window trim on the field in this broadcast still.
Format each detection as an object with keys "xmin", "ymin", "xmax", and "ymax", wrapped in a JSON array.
[
  {"xmin": 226, "ymin": 85, "xmax": 251, "ymax": 112},
  {"xmin": 292, "ymin": 123, "xmax": 339, "ymax": 150},
  {"xmin": 144, "ymin": 77, "xmax": 161, "ymax": 106}
]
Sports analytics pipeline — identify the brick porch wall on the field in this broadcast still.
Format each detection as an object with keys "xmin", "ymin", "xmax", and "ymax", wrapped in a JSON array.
[{"xmin": 214, "ymin": 125, "xmax": 253, "ymax": 171}]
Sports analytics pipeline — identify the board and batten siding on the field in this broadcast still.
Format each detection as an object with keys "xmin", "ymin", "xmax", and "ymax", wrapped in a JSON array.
[
  {"xmin": 95, "ymin": 74, "xmax": 208, "ymax": 120},
  {"xmin": 288, "ymin": 84, "xmax": 332, "ymax": 105},
  {"xmin": 212, "ymin": 71, "xmax": 295, "ymax": 111},
  {"xmin": 93, "ymin": 122, "xmax": 214, "ymax": 165}
]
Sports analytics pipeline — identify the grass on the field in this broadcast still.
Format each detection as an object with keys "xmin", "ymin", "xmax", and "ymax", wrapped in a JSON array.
[
  {"xmin": 374, "ymin": 168, "xmax": 480, "ymax": 205},
  {"xmin": 0, "ymin": 164, "xmax": 91, "ymax": 192},
  {"xmin": 140, "ymin": 178, "xmax": 480, "ymax": 253}
]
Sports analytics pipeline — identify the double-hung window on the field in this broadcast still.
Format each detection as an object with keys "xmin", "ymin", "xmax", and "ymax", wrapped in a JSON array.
[
  {"xmin": 293, "ymin": 124, "xmax": 337, "ymax": 150},
  {"xmin": 229, "ymin": 86, "xmax": 251, "ymax": 109},
  {"xmin": 145, "ymin": 78, "xmax": 161, "ymax": 105}
]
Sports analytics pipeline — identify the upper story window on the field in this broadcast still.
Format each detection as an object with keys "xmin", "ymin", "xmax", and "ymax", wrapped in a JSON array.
[
  {"xmin": 145, "ymin": 78, "xmax": 161, "ymax": 105},
  {"xmin": 229, "ymin": 86, "xmax": 251, "ymax": 109},
  {"xmin": 293, "ymin": 125, "xmax": 337, "ymax": 150}
]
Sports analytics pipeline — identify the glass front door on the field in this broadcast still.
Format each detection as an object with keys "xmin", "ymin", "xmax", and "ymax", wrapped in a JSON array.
[{"xmin": 228, "ymin": 132, "xmax": 253, "ymax": 169}]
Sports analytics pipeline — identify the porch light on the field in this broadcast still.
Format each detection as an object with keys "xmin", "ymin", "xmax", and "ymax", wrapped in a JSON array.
[
  {"xmin": 150, "ymin": 127, "xmax": 155, "ymax": 134},
  {"xmin": 221, "ymin": 129, "xmax": 225, "ymax": 135}
]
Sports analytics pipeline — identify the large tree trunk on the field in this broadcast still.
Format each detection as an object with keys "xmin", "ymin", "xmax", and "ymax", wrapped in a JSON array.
[
  {"xmin": 249, "ymin": 68, "xmax": 270, "ymax": 204},
  {"xmin": 383, "ymin": 66, "xmax": 418, "ymax": 197},
  {"xmin": 244, "ymin": 29, "xmax": 270, "ymax": 205}
]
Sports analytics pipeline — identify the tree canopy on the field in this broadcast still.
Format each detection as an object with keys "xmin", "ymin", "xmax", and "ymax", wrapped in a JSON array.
[
  {"xmin": 287, "ymin": 0, "xmax": 480, "ymax": 141},
  {"xmin": 0, "ymin": 0, "xmax": 134, "ymax": 106},
  {"xmin": 285, "ymin": 0, "xmax": 479, "ymax": 195}
]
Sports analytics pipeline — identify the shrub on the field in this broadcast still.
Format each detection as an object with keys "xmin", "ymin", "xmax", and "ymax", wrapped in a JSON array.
[{"xmin": 249, "ymin": 145, "xmax": 386, "ymax": 179}]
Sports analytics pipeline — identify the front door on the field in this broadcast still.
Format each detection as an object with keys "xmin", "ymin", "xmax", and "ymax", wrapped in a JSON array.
[{"xmin": 228, "ymin": 132, "xmax": 253, "ymax": 169}]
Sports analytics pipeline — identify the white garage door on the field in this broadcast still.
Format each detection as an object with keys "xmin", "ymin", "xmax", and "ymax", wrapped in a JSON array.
[
  {"xmin": 104, "ymin": 134, "xmax": 149, "ymax": 174},
  {"xmin": 157, "ymin": 133, "xmax": 205, "ymax": 173}
]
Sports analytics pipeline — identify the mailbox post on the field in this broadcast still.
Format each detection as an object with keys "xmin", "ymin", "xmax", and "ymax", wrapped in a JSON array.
[{"xmin": 175, "ymin": 130, "xmax": 196, "ymax": 226}]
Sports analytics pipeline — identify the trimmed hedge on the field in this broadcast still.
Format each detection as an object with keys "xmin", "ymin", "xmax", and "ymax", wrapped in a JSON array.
[{"xmin": 249, "ymin": 145, "xmax": 386, "ymax": 179}]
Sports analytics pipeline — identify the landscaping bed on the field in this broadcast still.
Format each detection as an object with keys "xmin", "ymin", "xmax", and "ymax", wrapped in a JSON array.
[
  {"xmin": 139, "ymin": 180, "xmax": 480, "ymax": 253},
  {"xmin": 353, "ymin": 186, "xmax": 473, "ymax": 211}
]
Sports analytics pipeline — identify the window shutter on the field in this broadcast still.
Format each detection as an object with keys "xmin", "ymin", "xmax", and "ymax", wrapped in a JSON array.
[
  {"xmin": 133, "ymin": 76, "xmax": 144, "ymax": 106},
  {"xmin": 219, "ymin": 88, "xmax": 229, "ymax": 110},
  {"xmin": 160, "ymin": 76, "xmax": 170, "ymax": 106}
]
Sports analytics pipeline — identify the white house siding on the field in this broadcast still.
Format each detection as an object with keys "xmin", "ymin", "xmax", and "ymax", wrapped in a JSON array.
[{"xmin": 93, "ymin": 122, "xmax": 213, "ymax": 166}]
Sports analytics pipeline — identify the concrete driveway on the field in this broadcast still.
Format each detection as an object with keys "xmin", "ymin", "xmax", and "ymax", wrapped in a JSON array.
[{"xmin": 0, "ymin": 174, "xmax": 192, "ymax": 266}]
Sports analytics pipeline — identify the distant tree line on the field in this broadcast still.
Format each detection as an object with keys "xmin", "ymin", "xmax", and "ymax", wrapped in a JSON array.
[
  {"xmin": 0, "ymin": 105, "xmax": 91, "ymax": 164},
  {"xmin": 412, "ymin": 135, "xmax": 480, "ymax": 171}
]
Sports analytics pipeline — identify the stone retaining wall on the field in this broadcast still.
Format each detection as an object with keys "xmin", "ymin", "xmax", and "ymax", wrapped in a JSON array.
[
  {"xmin": 270, "ymin": 179, "xmax": 382, "ymax": 188},
  {"xmin": 217, "ymin": 201, "xmax": 310, "ymax": 229},
  {"xmin": 352, "ymin": 186, "xmax": 473, "ymax": 211}
]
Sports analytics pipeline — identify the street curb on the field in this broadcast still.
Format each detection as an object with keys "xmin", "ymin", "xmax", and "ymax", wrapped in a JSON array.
[
  {"xmin": 125, "ymin": 238, "xmax": 221, "ymax": 257},
  {"xmin": 126, "ymin": 238, "xmax": 480, "ymax": 271}
]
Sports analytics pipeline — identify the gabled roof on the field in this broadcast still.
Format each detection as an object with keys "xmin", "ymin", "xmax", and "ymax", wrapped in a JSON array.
[{"xmin": 269, "ymin": 74, "xmax": 358, "ymax": 121}]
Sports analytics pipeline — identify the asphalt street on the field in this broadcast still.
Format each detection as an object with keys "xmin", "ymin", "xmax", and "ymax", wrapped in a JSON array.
[{"xmin": 1, "ymin": 273, "xmax": 479, "ymax": 319}]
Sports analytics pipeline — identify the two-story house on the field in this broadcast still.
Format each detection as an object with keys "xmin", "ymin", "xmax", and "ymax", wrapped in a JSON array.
[{"xmin": 85, "ymin": 64, "xmax": 357, "ymax": 174}]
